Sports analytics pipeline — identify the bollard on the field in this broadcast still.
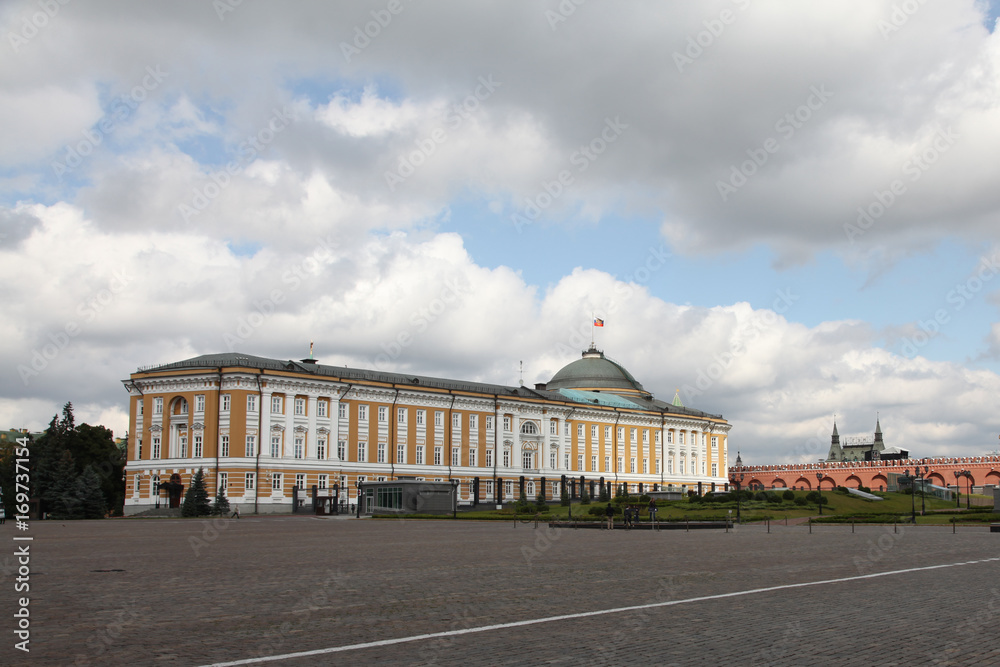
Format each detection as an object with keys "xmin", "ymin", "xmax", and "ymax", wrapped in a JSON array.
[
  {"xmin": 953, "ymin": 518, "xmax": 956, "ymax": 534},
  {"xmin": 686, "ymin": 519, "xmax": 689, "ymax": 532},
  {"xmin": 894, "ymin": 521, "xmax": 897, "ymax": 534},
  {"xmin": 767, "ymin": 518, "xmax": 770, "ymax": 534},
  {"xmin": 809, "ymin": 518, "xmax": 812, "ymax": 534},
  {"xmin": 852, "ymin": 520, "xmax": 855, "ymax": 534}
]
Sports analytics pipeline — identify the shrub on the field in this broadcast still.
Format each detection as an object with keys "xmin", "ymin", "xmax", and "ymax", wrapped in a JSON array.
[
  {"xmin": 782, "ymin": 490, "xmax": 794, "ymax": 501},
  {"xmin": 794, "ymin": 497, "xmax": 807, "ymax": 506},
  {"xmin": 754, "ymin": 491, "xmax": 769, "ymax": 501},
  {"xmin": 805, "ymin": 490, "xmax": 820, "ymax": 503},
  {"xmin": 639, "ymin": 494, "xmax": 651, "ymax": 504},
  {"xmin": 766, "ymin": 493, "xmax": 782, "ymax": 504},
  {"xmin": 688, "ymin": 494, "xmax": 703, "ymax": 503},
  {"xmin": 580, "ymin": 486, "xmax": 591, "ymax": 505}
]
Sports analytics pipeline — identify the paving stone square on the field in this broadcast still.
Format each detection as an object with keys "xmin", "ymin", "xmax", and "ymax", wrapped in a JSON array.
[{"xmin": 2, "ymin": 517, "xmax": 998, "ymax": 666}]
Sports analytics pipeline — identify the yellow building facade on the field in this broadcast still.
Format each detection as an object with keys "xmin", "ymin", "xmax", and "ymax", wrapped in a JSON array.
[{"xmin": 122, "ymin": 347, "xmax": 731, "ymax": 514}]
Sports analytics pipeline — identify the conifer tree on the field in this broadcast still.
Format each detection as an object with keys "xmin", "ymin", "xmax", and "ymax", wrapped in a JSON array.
[
  {"xmin": 212, "ymin": 485, "xmax": 231, "ymax": 516},
  {"xmin": 182, "ymin": 468, "xmax": 212, "ymax": 517}
]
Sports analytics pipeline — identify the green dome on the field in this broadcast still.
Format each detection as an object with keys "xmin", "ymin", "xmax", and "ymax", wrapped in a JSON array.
[{"xmin": 547, "ymin": 345, "xmax": 650, "ymax": 398}]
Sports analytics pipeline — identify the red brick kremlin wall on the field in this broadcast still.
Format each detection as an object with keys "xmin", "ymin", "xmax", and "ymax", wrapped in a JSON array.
[{"xmin": 730, "ymin": 455, "xmax": 1000, "ymax": 493}]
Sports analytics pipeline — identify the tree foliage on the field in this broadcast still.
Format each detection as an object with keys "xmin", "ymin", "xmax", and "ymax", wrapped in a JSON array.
[
  {"xmin": 182, "ymin": 468, "xmax": 212, "ymax": 517},
  {"xmin": 27, "ymin": 402, "xmax": 124, "ymax": 519}
]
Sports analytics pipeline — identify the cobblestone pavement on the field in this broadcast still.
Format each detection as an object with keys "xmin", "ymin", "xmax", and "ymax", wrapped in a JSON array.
[{"xmin": 2, "ymin": 517, "xmax": 998, "ymax": 666}]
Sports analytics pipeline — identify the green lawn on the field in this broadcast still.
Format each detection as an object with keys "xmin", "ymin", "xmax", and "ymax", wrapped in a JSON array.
[{"xmin": 378, "ymin": 489, "xmax": 995, "ymax": 524}]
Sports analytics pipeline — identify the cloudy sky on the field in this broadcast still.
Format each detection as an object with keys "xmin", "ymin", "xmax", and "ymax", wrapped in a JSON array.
[{"xmin": 4, "ymin": 0, "xmax": 1000, "ymax": 465}]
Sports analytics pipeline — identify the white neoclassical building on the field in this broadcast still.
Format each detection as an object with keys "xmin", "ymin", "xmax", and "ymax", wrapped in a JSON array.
[{"xmin": 122, "ymin": 345, "xmax": 731, "ymax": 514}]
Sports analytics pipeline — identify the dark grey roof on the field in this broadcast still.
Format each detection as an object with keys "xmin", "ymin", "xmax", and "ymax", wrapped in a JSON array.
[
  {"xmin": 133, "ymin": 352, "xmax": 723, "ymax": 419},
  {"xmin": 546, "ymin": 346, "xmax": 648, "ymax": 396}
]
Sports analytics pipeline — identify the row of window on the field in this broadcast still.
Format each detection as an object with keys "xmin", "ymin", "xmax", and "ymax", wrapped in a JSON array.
[{"xmin": 140, "ymin": 396, "xmax": 720, "ymax": 448}]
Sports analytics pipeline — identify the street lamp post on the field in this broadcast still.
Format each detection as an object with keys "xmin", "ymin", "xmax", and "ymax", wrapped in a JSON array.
[
  {"xmin": 728, "ymin": 472, "xmax": 744, "ymax": 524},
  {"xmin": 920, "ymin": 466, "xmax": 928, "ymax": 516},
  {"xmin": 961, "ymin": 470, "xmax": 972, "ymax": 510},
  {"xmin": 816, "ymin": 472, "xmax": 823, "ymax": 515},
  {"xmin": 954, "ymin": 470, "xmax": 961, "ymax": 508}
]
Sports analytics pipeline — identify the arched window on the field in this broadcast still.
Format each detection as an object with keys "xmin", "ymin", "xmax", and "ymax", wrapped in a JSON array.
[{"xmin": 520, "ymin": 421, "xmax": 538, "ymax": 435}]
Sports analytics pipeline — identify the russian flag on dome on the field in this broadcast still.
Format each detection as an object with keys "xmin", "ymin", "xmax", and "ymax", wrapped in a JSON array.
[{"xmin": 594, "ymin": 317, "xmax": 604, "ymax": 327}]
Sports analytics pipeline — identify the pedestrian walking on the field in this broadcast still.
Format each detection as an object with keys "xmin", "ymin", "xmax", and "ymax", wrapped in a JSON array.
[
  {"xmin": 231, "ymin": 504, "xmax": 240, "ymax": 519},
  {"xmin": 605, "ymin": 502, "xmax": 614, "ymax": 530},
  {"xmin": 648, "ymin": 499, "xmax": 657, "ymax": 523}
]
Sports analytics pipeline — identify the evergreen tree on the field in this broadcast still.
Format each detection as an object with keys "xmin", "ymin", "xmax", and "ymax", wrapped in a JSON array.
[
  {"xmin": 599, "ymin": 484, "xmax": 610, "ymax": 503},
  {"xmin": 580, "ymin": 485, "xmax": 591, "ymax": 505},
  {"xmin": 212, "ymin": 485, "xmax": 231, "ymax": 516},
  {"xmin": 46, "ymin": 450, "xmax": 82, "ymax": 519},
  {"xmin": 182, "ymin": 468, "xmax": 212, "ymax": 517},
  {"xmin": 534, "ymin": 486, "xmax": 548, "ymax": 512},
  {"xmin": 560, "ymin": 484, "xmax": 570, "ymax": 507},
  {"xmin": 74, "ymin": 466, "xmax": 107, "ymax": 519}
]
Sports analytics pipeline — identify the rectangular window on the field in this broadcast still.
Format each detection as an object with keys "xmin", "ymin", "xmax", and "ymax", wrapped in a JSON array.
[
  {"xmin": 245, "ymin": 435, "xmax": 256, "ymax": 457},
  {"xmin": 245, "ymin": 472, "xmax": 255, "ymax": 490},
  {"xmin": 550, "ymin": 420, "xmax": 558, "ymax": 435},
  {"xmin": 703, "ymin": 462, "xmax": 707, "ymax": 474},
  {"xmin": 503, "ymin": 450, "xmax": 510, "ymax": 467},
  {"xmin": 416, "ymin": 445, "xmax": 425, "ymax": 465},
  {"xmin": 469, "ymin": 448, "xmax": 477, "ymax": 467},
  {"xmin": 617, "ymin": 456, "xmax": 623, "ymax": 472},
  {"xmin": 152, "ymin": 437, "xmax": 161, "ymax": 459},
  {"xmin": 317, "ymin": 400, "xmax": 327, "ymax": 418},
  {"xmin": 196, "ymin": 395, "xmax": 205, "ymax": 412},
  {"xmin": 247, "ymin": 395, "xmax": 257, "ymax": 413},
  {"xmin": 604, "ymin": 455, "xmax": 610, "ymax": 472},
  {"xmin": 668, "ymin": 459, "xmax": 673, "ymax": 474},
  {"xmin": 452, "ymin": 412, "xmax": 460, "ymax": 428},
  {"xmin": 577, "ymin": 454, "xmax": 583, "ymax": 471},
  {"xmin": 272, "ymin": 473, "xmax": 282, "ymax": 491},
  {"xmin": 377, "ymin": 442, "xmax": 386, "ymax": 463},
  {"xmin": 398, "ymin": 407, "xmax": 406, "ymax": 423},
  {"xmin": 655, "ymin": 459, "xmax": 661, "ymax": 474},
  {"xmin": 397, "ymin": 443, "xmax": 405, "ymax": 464},
  {"xmin": 505, "ymin": 481, "xmax": 513, "ymax": 498},
  {"xmin": 434, "ymin": 447, "xmax": 442, "ymax": 466},
  {"xmin": 295, "ymin": 474, "xmax": 305, "ymax": 490},
  {"xmin": 317, "ymin": 437, "xmax": 326, "ymax": 460},
  {"xmin": 179, "ymin": 435, "xmax": 188, "ymax": 458},
  {"xmin": 485, "ymin": 480, "xmax": 493, "ymax": 496},
  {"xmin": 416, "ymin": 410, "xmax": 425, "ymax": 426},
  {"xmin": 318, "ymin": 474, "xmax": 328, "ymax": 489},
  {"xmin": 712, "ymin": 436, "xmax": 718, "ymax": 449},
  {"xmin": 221, "ymin": 394, "xmax": 230, "ymax": 411},
  {"xmin": 667, "ymin": 431, "xmax": 673, "ymax": 444},
  {"xmin": 357, "ymin": 442, "xmax": 367, "ymax": 462},
  {"xmin": 503, "ymin": 416, "xmax": 511, "ymax": 432},
  {"xmin": 194, "ymin": 434, "xmax": 203, "ymax": 458},
  {"xmin": 270, "ymin": 435, "xmax": 281, "ymax": 458},
  {"xmin": 591, "ymin": 425, "xmax": 598, "ymax": 439},
  {"xmin": 564, "ymin": 452, "xmax": 569, "ymax": 469},
  {"xmin": 679, "ymin": 432, "xmax": 685, "ymax": 445},
  {"xmin": 643, "ymin": 459, "xmax": 648, "ymax": 474},
  {"xmin": 680, "ymin": 460, "xmax": 685, "ymax": 474},
  {"xmin": 485, "ymin": 449, "xmax": 493, "ymax": 467},
  {"xmin": 137, "ymin": 400, "xmax": 143, "ymax": 416},
  {"xmin": 294, "ymin": 436, "xmax": 304, "ymax": 459},
  {"xmin": 219, "ymin": 472, "xmax": 227, "ymax": 494},
  {"xmin": 338, "ymin": 402, "xmax": 346, "ymax": 419},
  {"xmin": 577, "ymin": 424, "xmax": 584, "ymax": 438},
  {"xmin": 452, "ymin": 448, "xmax": 460, "ymax": 466},
  {"xmin": 137, "ymin": 438, "xmax": 142, "ymax": 459},
  {"xmin": 337, "ymin": 440, "xmax": 346, "ymax": 460},
  {"xmin": 551, "ymin": 451, "xmax": 557, "ymax": 468},
  {"xmin": 591, "ymin": 455, "xmax": 597, "ymax": 472},
  {"xmin": 485, "ymin": 416, "xmax": 493, "ymax": 430},
  {"xmin": 643, "ymin": 430, "xmax": 649, "ymax": 444},
  {"xmin": 604, "ymin": 426, "xmax": 611, "ymax": 441},
  {"xmin": 617, "ymin": 427, "xmax": 624, "ymax": 442},
  {"xmin": 631, "ymin": 428, "xmax": 637, "ymax": 443},
  {"xmin": 712, "ymin": 463, "xmax": 718, "ymax": 477},
  {"xmin": 655, "ymin": 431, "xmax": 661, "ymax": 445},
  {"xmin": 630, "ymin": 457, "xmax": 636, "ymax": 473},
  {"xmin": 470, "ymin": 414, "xmax": 478, "ymax": 429},
  {"xmin": 154, "ymin": 397, "xmax": 163, "ymax": 414},
  {"xmin": 271, "ymin": 396, "xmax": 283, "ymax": 414},
  {"xmin": 294, "ymin": 398, "xmax": 305, "ymax": 416},
  {"xmin": 378, "ymin": 406, "xmax": 387, "ymax": 422},
  {"xmin": 435, "ymin": 411, "xmax": 444, "ymax": 427},
  {"xmin": 359, "ymin": 404, "xmax": 368, "ymax": 421}
]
